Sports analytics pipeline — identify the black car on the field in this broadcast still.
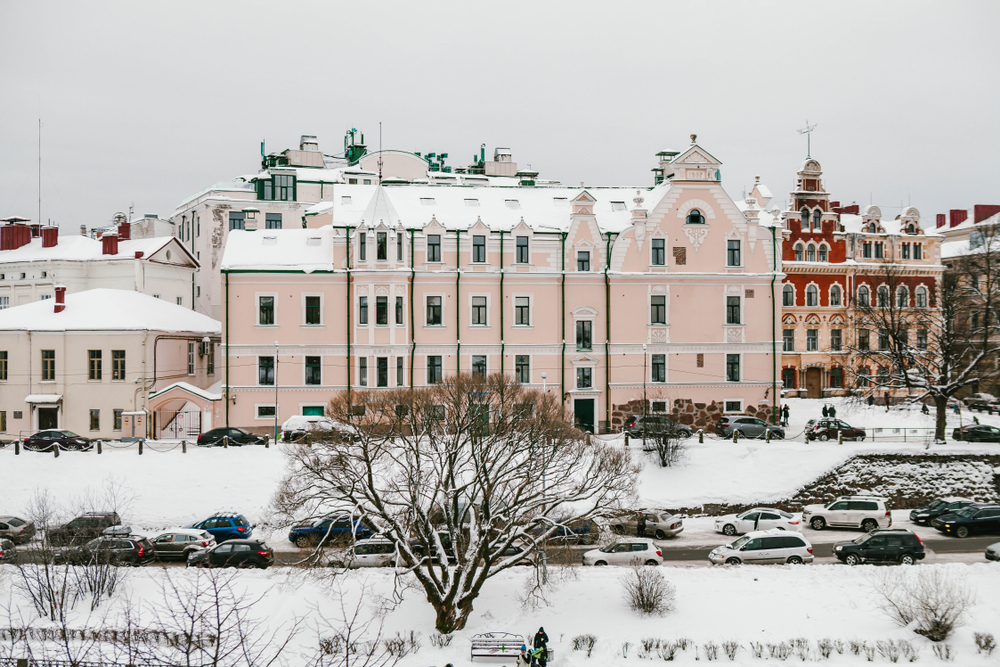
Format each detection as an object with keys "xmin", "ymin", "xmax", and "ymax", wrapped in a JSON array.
[
  {"xmin": 909, "ymin": 498, "xmax": 974, "ymax": 525},
  {"xmin": 22, "ymin": 430, "xmax": 93, "ymax": 452},
  {"xmin": 952, "ymin": 425, "xmax": 1000, "ymax": 442},
  {"xmin": 53, "ymin": 535, "xmax": 156, "ymax": 566},
  {"xmin": 526, "ymin": 519, "xmax": 599, "ymax": 545},
  {"xmin": 932, "ymin": 503, "xmax": 1000, "ymax": 538},
  {"xmin": 197, "ymin": 427, "xmax": 267, "ymax": 447},
  {"xmin": 833, "ymin": 529, "xmax": 925, "ymax": 565},
  {"xmin": 622, "ymin": 415, "xmax": 693, "ymax": 439},
  {"xmin": 0, "ymin": 515, "xmax": 36, "ymax": 544},
  {"xmin": 187, "ymin": 539, "xmax": 274, "ymax": 569},
  {"xmin": 0, "ymin": 538, "xmax": 16, "ymax": 563},
  {"xmin": 47, "ymin": 512, "xmax": 122, "ymax": 546}
]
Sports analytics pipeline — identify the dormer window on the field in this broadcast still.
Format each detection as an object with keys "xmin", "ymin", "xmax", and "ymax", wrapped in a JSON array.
[
  {"xmin": 812, "ymin": 209, "xmax": 822, "ymax": 230},
  {"xmin": 907, "ymin": 224, "xmax": 915, "ymax": 234},
  {"xmin": 686, "ymin": 209, "xmax": 705, "ymax": 225},
  {"xmin": 801, "ymin": 208, "xmax": 809, "ymax": 226},
  {"xmin": 420, "ymin": 198, "xmax": 436, "ymax": 206},
  {"xmin": 869, "ymin": 223, "xmax": 877, "ymax": 233},
  {"xmin": 610, "ymin": 201, "xmax": 627, "ymax": 212},
  {"xmin": 505, "ymin": 199, "xmax": 521, "ymax": 210}
]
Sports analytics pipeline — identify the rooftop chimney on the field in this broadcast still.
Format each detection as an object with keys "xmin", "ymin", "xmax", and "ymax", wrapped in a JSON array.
[
  {"xmin": 950, "ymin": 209, "xmax": 968, "ymax": 228},
  {"xmin": 974, "ymin": 204, "xmax": 1000, "ymax": 224},
  {"xmin": 0, "ymin": 221, "xmax": 31, "ymax": 251},
  {"xmin": 117, "ymin": 220, "xmax": 131, "ymax": 241},
  {"xmin": 135, "ymin": 251, "xmax": 144, "ymax": 259},
  {"xmin": 80, "ymin": 224, "xmax": 87, "ymax": 236},
  {"xmin": 54, "ymin": 285, "xmax": 66, "ymax": 313},
  {"xmin": 41, "ymin": 226, "xmax": 58, "ymax": 248},
  {"xmin": 30, "ymin": 224, "xmax": 41, "ymax": 238},
  {"xmin": 102, "ymin": 232, "xmax": 119, "ymax": 256},
  {"xmin": 300, "ymin": 135, "xmax": 319, "ymax": 152},
  {"xmin": 936, "ymin": 213, "xmax": 946, "ymax": 228}
]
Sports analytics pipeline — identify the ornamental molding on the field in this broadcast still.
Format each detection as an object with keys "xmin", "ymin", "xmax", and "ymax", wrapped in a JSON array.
[{"xmin": 684, "ymin": 226, "xmax": 709, "ymax": 252}]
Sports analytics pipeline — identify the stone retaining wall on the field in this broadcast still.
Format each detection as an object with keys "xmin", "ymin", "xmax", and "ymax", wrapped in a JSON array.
[{"xmin": 611, "ymin": 398, "xmax": 776, "ymax": 431}]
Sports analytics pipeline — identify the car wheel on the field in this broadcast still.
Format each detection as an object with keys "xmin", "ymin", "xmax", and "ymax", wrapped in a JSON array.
[
  {"xmin": 858, "ymin": 435, "xmax": 865, "ymax": 441},
  {"xmin": 845, "ymin": 554, "xmax": 861, "ymax": 566},
  {"xmin": 723, "ymin": 524, "xmax": 737, "ymax": 536},
  {"xmin": 594, "ymin": 560, "xmax": 607, "ymax": 566},
  {"xmin": 724, "ymin": 557, "xmax": 741, "ymax": 566},
  {"xmin": 810, "ymin": 517, "xmax": 826, "ymax": 531},
  {"xmin": 655, "ymin": 530, "xmax": 667, "ymax": 540},
  {"xmin": 645, "ymin": 559, "xmax": 660, "ymax": 566},
  {"xmin": 786, "ymin": 556, "xmax": 803, "ymax": 565},
  {"xmin": 899, "ymin": 553, "xmax": 915, "ymax": 565},
  {"xmin": 956, "ymin": 526, "xmax": 970, "ymax": 538},
  {"xmin": 862, "ymin": 519, "xmax": 878, "ymax": 532},
  {"xmin": 819, "ymin": 434, "xmax": 829, "ymax": 442},
  {"xmin": 294, "ymin": 535, "xmax": 313, "ymax": 548}
]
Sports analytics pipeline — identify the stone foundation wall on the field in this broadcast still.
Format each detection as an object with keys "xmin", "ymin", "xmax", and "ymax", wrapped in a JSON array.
[{"xmin": 611, "ymin": 398, "xmax": 776, "ymax": 431}]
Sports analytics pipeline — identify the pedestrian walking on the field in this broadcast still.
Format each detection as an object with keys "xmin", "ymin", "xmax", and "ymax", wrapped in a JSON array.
[
  {"xmin": 867, "ymin": 394, "xmax": 875, "ymax": 407},
  {"xmin": 533, "ymin": 628, "xmax": 549, "ymax": 667},
  {"xmin": 822, "ymin": 405, "xmax": 829, "ymax": 418},
  {"xmin": 974, "ymin": 416, "xmax": 980, "ymax": 425},
  {"xmin": 782, "ymin": 404, "xmax": 790, "ymax": 427},
  {"xmin": 922, "ymin": 404, "xmax": 930, "ymax": 415},
  {"xmin": 953, "ymin": 403, "xmax": 961, "ymax": 416},
  {"xmin": 884, "ymin": 392, "xmax": 891, "ymax": 411},
  {"xmin": 636, "ymin": 512, "xmax": 646, "ymax": 538},
  {"xmin": 518, "ymin": 646, "xmax": 531, "ymax": 667},
  {"xmin": 829, "ymin": 405, "xmax": 837, "ymax": 418}
]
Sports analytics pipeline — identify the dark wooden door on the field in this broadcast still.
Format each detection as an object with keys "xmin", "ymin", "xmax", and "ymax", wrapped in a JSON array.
[{"xmin": 805, "ymin": 368, "xmax": 823, "ymax": 399}]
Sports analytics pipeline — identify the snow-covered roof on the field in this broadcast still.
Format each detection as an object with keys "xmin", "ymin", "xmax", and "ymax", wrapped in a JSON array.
[
  {"xmin": 0, "ymin": 235, "xmax": 192, "ymax": 265},
  {"xmin": 0, "ymin": 289, "xmax": 221, "ymax": 334},
  {"xmin": 25, "ymin": 394, "xmax": 62, "ymax": 403},
  {"xmin": 149, "ymin": 381, "xmax": 222, "ymax": 402},
  {"xmin": 838, "ymin": 213, "xmax": 942, "ymax": 237},
  {"xmin": 733, "ymin": 199, "xmax": 782, "ymax": 229},
  {"xmin": 222, "ymin": 227, "xmax": 335, "ymax": 272}
]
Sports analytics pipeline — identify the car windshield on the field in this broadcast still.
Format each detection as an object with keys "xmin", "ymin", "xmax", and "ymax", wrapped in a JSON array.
[
  {"xmin": 954, "ymin": 508, "xmax": 977, "ymax": 518},
  {"xmin": 926, "ymin": 500, "xmax": 946, "ymax": 510},
  {"xmin": 7, "ymin": 518, "xmax": 25, "ymax": 527},
  {"xmin": 851, "ymin": 534, "xmax": 871, "ymax": 545},
  {"xmin": 599, "ymin": 543, "xmax": 622, "ymax": 553},
  {"xmin": 730, "ymin": 535, "xmax": 750, "ymax": 549}
]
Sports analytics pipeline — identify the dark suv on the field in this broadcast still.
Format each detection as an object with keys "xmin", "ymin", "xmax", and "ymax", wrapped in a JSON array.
[
  {"xmin": 190, "ymin": 513, "xmax": 253, "ymax": 542},
  {"xmin": 833, "ymin": 529, "xmax": 925, "ymax": 565},
  {"xmin": 622, "ymin": 415, "xmax": 692, "ymax": 439},
  {"xmin": 197, "ymin": 428, "xmax": 266, "ymax": 447},
  {"xmin": 715, "ymin": 416, "xmax": 784, "ymax": 440},
  {"xmin": 932, "ymin": 503, "xmax": 1000, "ymax": 538},
  {"xmin": 806, "ymin": 419, "xmax": 865, "ymax": 442},
  {"xmin": 288, "ymin": 514, "xmax": 374, "ymax": 548},
  {"xmin": 53, "ymin": 534, "xmax": 156, "ymax": 566},
  {"xmin": 909, "ymin": 498, "xmax": 974, "ymax": 526},
  {"xmin": 47, "ymin": 512, "xmax": 122, "ymax": 546},
  {"xmin": 187, "ymin": 539, "xmax": 274, "ymax": 569}
]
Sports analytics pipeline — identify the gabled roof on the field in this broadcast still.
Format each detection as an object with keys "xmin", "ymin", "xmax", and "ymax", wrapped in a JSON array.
[
  {"xmin": 360, "ymin": 186, "xmax": 402, "ymax": 228},
  {"xmin": 0, "ymin": 235, "xmax": 197, "ymax": 267}
]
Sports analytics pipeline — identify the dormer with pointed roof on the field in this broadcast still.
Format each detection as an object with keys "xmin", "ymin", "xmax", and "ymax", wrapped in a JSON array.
[{"xmin": 666, "ymin": 134, "xmax": 722, "ymax": 183}]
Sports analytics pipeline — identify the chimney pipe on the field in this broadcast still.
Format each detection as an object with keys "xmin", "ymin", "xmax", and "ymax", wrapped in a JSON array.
[
  {"xmin": 41, "ymin": 226, "xmax": 58, "ymax": 248},
  {"xmin": 118, "ymin": 221, "xmax": 131, "ymax": 241},
  {"xmin": 135, "ymin": 251, "xmax": 144, "ymax": 259},
  {"xmin": 54, "ymin": 285, "xmax": 66, "ymax": 313},
  {"xmin": 80, "ymin": 224, "xmax": 87, "ymax": 237},
  {"xmin": 974, "ymin": 204, "xmax": 1000, "ymax": 224},
  {"xmin": 949, "ymin": 209, "xmax": 968, "ymax": 228},
  {"xmin": 936, "ymin": 213, "xmax": 946, "ymax": 228},
  {"xmin": 102, "ymin": 232, "xmax": 119, "ymax": 256}
]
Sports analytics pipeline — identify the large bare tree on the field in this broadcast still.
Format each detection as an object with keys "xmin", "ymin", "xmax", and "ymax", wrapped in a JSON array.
[{"xmin": 273, "ymin": 372, "xmax": 640, "ymax": 633}]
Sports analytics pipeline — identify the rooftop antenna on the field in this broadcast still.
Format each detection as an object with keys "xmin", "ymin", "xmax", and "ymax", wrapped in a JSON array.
[
  {"xmin": 38, "ymin": 118, "xmax": 42, "ymax": 226},
  {"xmin": 798, "ymin": 120, "xmax": 817, "ymax": 158},
  {"xmin": 378, "ymin": 121, "xmax": 383, "ymax": 185}
]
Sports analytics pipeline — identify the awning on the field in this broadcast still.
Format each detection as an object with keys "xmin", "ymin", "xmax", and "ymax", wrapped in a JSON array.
[{"xmin": 25, "ymin": 394, "xmax": 63, "ymax": 403}]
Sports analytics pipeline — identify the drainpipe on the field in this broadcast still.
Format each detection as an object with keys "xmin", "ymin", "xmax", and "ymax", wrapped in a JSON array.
[
  {"xmin": 499, "ymin": 231, "xmax": 505, "ymax": 375},
  {"xmin": 346, "ymin": 226, "xmax": 353, "ymax": 404},
  {"xmin": 561, "ymin": 232, "xmax": 566, "ymax": 401},
  {"xmin": 455, "ymin": 230, "xmax": 461, "ymax": 374},
  {"xmin": 770, "ymin": 227, "xmax": 778, "ymax": 424},
  {"xmin": 410, "ymin": 228, "xmax": 415, "ymax": 388},
  {"xmin": 225, "ymin": 270, "xmax": 229, "ymax": 430},
  {"xmin": 605, "ymin": 233, "xmax": 612, "ymax": 430}
]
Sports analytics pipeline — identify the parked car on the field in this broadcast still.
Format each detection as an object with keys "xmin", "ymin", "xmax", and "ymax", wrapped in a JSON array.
[
  {"xmin": 149, "ymin": 529, "xmax": 217, "ymax": 561},
  {"xmin": 327, "ymin": 536, "xmax": 399, "ymax": 568},
  {"xmin": 986, "ymin": 542, "xmax": 1000, "ymax": 561},
  {"xmin": 526, "ymin": 519, "xmax": 600, "ymax": 545},
  {"xmin": 833, "ymin": 529, "xmax": 925, "ymax": 565},
  {"xmin": 197, "ymin": 428, "xmax": 267, "ymax": 447},
  {"xmin": 53, "ymin": 534, "xmax": 156, "ymax": 566},
  {"xmin": 806, "ymin": 419, "xmax": 865, "ymax": 442},
  {"xmin": 708, "ymin": 529, "xmax": 814, "ymax": 565},
  {"xmin": 582, "ymin": 538, "xmax": 663, "ymax": 566},
  {"xmin": 964, "ymin": 393, "xmax": 998, "ymax": 411},
  {"xmin": 189, "ymin": 512, "xmax": 253, "ymax": 542},
  {"xmin": 714, "ymin": 508, "xmax": 800, "ymax": 536},
  {"xmin": 22, "ymin": 430, "xmax": 93, "ymax": 452},
  {"xmin": 714, "ymin": 416, "xmax": 784, "ymax": 440},
  {"xmin": 802, "ymin": 495, "xmax": 891, "ymax": 532},
  {"xmin": 288, "ymin": 514, "xmax": 374, "ymax": 548},
  {"xmin": 0, "ymin": 538, "xmax": 16, "ymax": 563},
  {"xmin": 0, "ymin": 515, "xmax": 36, "ymax": 544},
  {"xmin": 47, "ymin": 512, "xmax": 122, "ymax": 546},
  {"xmin": 909, "ymin": 497, "xmax": 974, "ymax": 525},
  {"xmin": 931, "ymin": 503, "xmax": 1000, "ymax": 538},
  {"xmin": 952, "ymin": 425, "xmax": 1000, "ymax": 442},
  {"xmin": 609, "ymin": 510, "xmax": 684, "ymax": 539},
  {"xmin": 622, "ymin": 415, "xmax": 692, "ymax": 439},
  {"xmin": 281, "ymin": 415, "xmax": 354, "ymax": 443},
  {"xmin": 187, "ymin": 539, "xmax": 274, "ymax": 569}
]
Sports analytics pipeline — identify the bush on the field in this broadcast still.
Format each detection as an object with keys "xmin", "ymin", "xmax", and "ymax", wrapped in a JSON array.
[
  {"xmin": 975, "ymin": 632, "xmax": 996, "ymax": 655},
  {"xmin": 792, "ymin": 638, "xmax": 809, "ymax": 661},
  {"xmin": 571, "ymin": 634, "xmax": 596, "ymax": 657},
  {"xmin": 429, "ymin": 633, "xmax": 453, "ymax": 648},
  {"xmin": 621, "ymin": 566, "xmax": 676, "ymax": 616},
  {"xmin": 703, "ymin": 642, "xmax": 719, "ymax": 661},
  {"xmin": 656, "ymin": 642, "xmax": 678, "ymax": 661},
  {"xmin": 749, "ymin": 642, "xmax": 764, "ymax": 659},
  {"xmin": 620, "ymin": 641, "xmax": 631, "ymax": 658},
  {"xmin": 767, "ymin": 642, "xmax": 791, "ymax": 660},
  {"xmin": 383, "ymin": 631, "xmax": 421, "ymax": 658},
  {"xmin": 870, "ymin": 569, "xmax": 975, "ymax": 642},
  {"xmin": 648, "ymin": 433, "xmax": 687, "ymax": 468},
  {"xmin": 931, "ymin": 643, "xmax": 953, "ymax": 661},
  {"xmin": 722, "ymin": 640, "xmax": 740, "ymax": 661}
]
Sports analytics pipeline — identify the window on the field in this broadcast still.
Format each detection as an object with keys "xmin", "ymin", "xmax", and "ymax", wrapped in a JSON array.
[
  {"xmin": 726, "ymin": 296, "xmax": 741, "ymax": 324},
  {"xmin": 472, "ymin": 296, "xmax": 487, "ymax": 325},
  {"xmin": 397, "ymin": 233, "xmax": 403, "ymax": 261},
  {"xmin": 376, "ymin": 232, "xmax": 387, "ymax": 260},
  {"xmin": 359, "ymin": 358, "xmax": 367, "ymax": 386},
  {"xmin": 858, "ymin": 329, "xmax": 870, "ymax": 351},
  {"xmin": 472, "ymin": 355, "xmax": 487, "ymax": 377},
  {"xmin": 879, "ymin": 330, "xmax": 889, "ymax": 351},
  {"xmin": 304, "ymin": 356, "xmax": 321, "ymax": 385},
  {"xmin": 206, "ymin": 344, "xmax": 214, "ymax": 376},
  {"xmin": 877, "ymin": 286, "xmax": 889, "ymax": 308},
  {"xmin": 396, "ymin": 296, "xmax": 404, "ymax": 324},
  {"xmin": 377, "ymin": 357, "xmax": 388, "ymax": 387},
  {"xmin": 515, "ymin": 355, "xmax": 530, "ymax": 383},
  {"xmin": 188, "ymin": 342, "xmax": 195, "ymax": 374},
  {"xmin": 897, "ymin": 287, "xmax": 908, "ymax": 308},
  {"xmin": 265, "ymin": 213, "xmax": 282, "ymax": 229},
  {"xmin": 258, "ymin": 296, "xmax": 274, "ymax": 325},
  {"xmin": 376, "ymin": 296, "xmax": 388, "ymax": 325},
  {"xmin": 783, "ymin": 329, "xmax": 795, "ymax": 352},
  {"xmin": 727, "ymin": 240, "xmax": 741, "ymax": 267},
  {"xmin": 806, "ymin": 285, "xmax": 818, "ymax": 307},
  {"xmin": 576, "ymin": 320, "xmax": 592, "ymax": 350},
  {"xmin": 576, "ymin": 367, "xmax": 592, "ymax": 389},
  {"xmin": 422, "ymin": 296, "xmax": 441, "ymax": 326},
  {"xmin": 577, "ymin": 251, "xmax": 590, "ymax": 271},
  {"xmin": 113, "ymin": 409, "xmax": 123, "ymax": 430},
  {"xmin": 806, "ymin": 329, "xmax": 818, "ymax": 351},
  {"xmin": 830, "ymin": 285, "xmax": 842, "ymax": 306},
  {"xmin": 259, "ymin": 174, "xmax": 295, "ymax": 201},
  {"xmin": 358, "ymin": 232, "xmax": 367, "ymax": 260},
  {"xmin": 89, "ymin": 410, "xmax": 100, "ymax": 431},
  {"xmin": 516, "ymin": 236, "xmax": 529, "ymax": 263},
  {"xmin": 0, "ymin": 296, "xmax": 7, "ymax": 310},
  {"xmin": 259, "ymin": 357, "xmax": 274, "ymax": 385},
  {"xmin": 472, "ymin": 235, "xmax": 486, "ymax": 262},
  {"xmin": 427, "ymin": 234, "xmax": 441, "ymax": 262},
  {"xmin": 901, "ymin": 243, "xmax": 910, "ymax": 259},
  {"xmin": 862, "ymin": 242, "xmax": 872, "ymax": 259},
  {"xmin": 515, "ymin": 297, "xmax": 530, "ymax": 325},
  {"xmin": 783, "ymin": 284, "xmax": 795, "ymax": 307},
  {"xmin": 427, "ymin": 356, "xmax": 442, "ymax": 384},
  {"xmin": 41, "ymin": 350, "xmax": 54, "ymax": 381},
  {"xmin": 88, "ymin": 350, "xmax": 102, "ymax": 381},
  {"xmin": 397, "ymin": 357, "xmax": 404, "ymax": 386},
  {"xmin": 877, "ymin": 366, "xmax": 889, "ymax": 384},
  {"xmin": 686, "ymin": 209, "xmax": 705, "ymax": 224},
  {"xmin": 465, "ymin": 198, "xmax": 480, "ymax": 207},
  {"xmin": 305, "ymin": 296, "xmax": 322, "ymax": 325},
  {"xmin": 505, "ymin": 199, "xmax": 521, "ymax": 209},
  {"xmin": 818, "ymin": 244, "xmax": 828, "ymax": 262},
  {"xmin": 857, "ymin": 286, "xmax": 870, "ymax": 307},
  {"xmin": 915, "ymin": 286, "xmax": 927, "ymax": 308},
  {"xmin": 831, "ymin": 329, "xmax": 842, "ymax": 351},
  {"xmin": 913, "ymin": 244, "xmax": 922, "ymax": 260},
  {"xmin": 112, "ymin": 350, "xmax": 125, "ymax": 380},
  {"xmin": 651, "ymin": 238, "xmax": 665, "ymax": 266},
  {"xmin": 782, "ymin": 368, "xmax": 796, "ymax": 389},
  {"xmin": 0, "ymin": 350, "xmax": 6, "ymax": 380},
  {"xmin": 917, "ymin": 329, "xmax": 928, "ymax": 349},
  {"xmin": 176, "ymin": 296, "xmax": 183, "ymax": 306},
  {"xmin": 794, "ymin": 244, "xmax": 803, "ymax": 261},
  {"xmin": 800, "ymin": 208, "xmax": 809, "ymax": 226},
  {"xmin": 807, "ymin": 245, "xmax": 816, "ymax": 262},
  {"xmin": 812, "ymin": 209, "xmax": 822, "ymax": 229},
  {"xmin": 874, "ymin": 243, "xmax": 884, "ymax": 259},
  {"xmin": 726, "ymin": 354, "xmax": 740, "ymax": 382},
  {"xmin": 652, "ymin": 354, "xmax": 665, "ymax": 382},
  {"xmin": 228, "ymin": 212, "xmax": 245, "ymax": 231},
  {"xmin": 359, "ymin": 296, "xmax": 368, "ymax": 325},
  {"xmin": 650, "ymin": 295, "xmax": 666, "ymax": 324},
  {"xmin": 869, "ymin": 222, "xmax": 877, "ymax": 233},
  {"xmin": 420, "ymin": 197, "xmax": 435, "ymax": 206},
  {"xmin": 830, "ymin": 368, "xmax": 844, "ymax": 388}
]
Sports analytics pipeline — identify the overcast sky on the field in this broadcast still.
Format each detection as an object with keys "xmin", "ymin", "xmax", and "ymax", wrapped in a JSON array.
[{"xmin": 2, "ymin": 1, "xmax": 998, "ymax": 231}]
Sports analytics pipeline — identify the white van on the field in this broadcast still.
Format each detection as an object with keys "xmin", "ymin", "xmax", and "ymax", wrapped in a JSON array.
[{"xmin": 708, "ymin": 529, "xmax": 814, "ymax": 565}]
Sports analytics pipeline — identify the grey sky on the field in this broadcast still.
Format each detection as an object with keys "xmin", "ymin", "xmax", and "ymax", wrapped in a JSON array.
[{"xmin": 2, "ymin": 1, "xmax": 998, "ymax": 230}]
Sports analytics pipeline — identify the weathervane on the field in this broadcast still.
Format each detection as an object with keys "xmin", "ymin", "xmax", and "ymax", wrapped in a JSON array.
[{"xmin": 798, "ymin": 120, "xmax": 817, "ymax": 158}]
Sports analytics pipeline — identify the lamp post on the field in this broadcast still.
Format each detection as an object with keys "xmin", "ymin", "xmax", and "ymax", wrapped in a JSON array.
[
  {"xmin": 541, "ymin": 372, "xmax": 547, "ymax": 395},
  {"xmin": 274, "ymin": 340, "xmax": 279, "ymax": 444},
  {"xmin": 642, "ymin": 343, "xmax": 647, "ymax": 450}
]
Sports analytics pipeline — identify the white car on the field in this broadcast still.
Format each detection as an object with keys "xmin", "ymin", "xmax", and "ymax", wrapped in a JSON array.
[
  {"xmin": 708, "ymin": 529, "xmax": 814, "ymax": 565},
  {"xmin": 582, "ymin": 538, "xmax": 663, "ymax": 566},
  {"xmin": 327, "ymin": 536, "xmax": 398, "ymax": 568},
  {"xmin": 802, "ymin": 495, "xmax": 891, "ymax": 532},
  {"xmin": 281, "ymin": 415, "xmax": 354, "ymax": 442},
  {"xmin": 714, "ymin": 508, "xmax": 800, "ymax": 536}
]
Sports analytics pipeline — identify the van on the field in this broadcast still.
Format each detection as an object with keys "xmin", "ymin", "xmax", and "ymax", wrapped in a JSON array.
[{"xmin": 708, "ymin": 529, "xmax": 814, "ymax": 565}]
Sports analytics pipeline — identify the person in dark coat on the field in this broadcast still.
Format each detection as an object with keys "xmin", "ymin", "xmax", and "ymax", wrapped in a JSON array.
[
  {"xmin": 533, "ymin": 628, "xmax": 549, "ymax": 667},
  {"xmin": 922, "ymin": 404, "xmax": 930, "ymax": 415},
  {"xmin": 829, "ymin": 405, "xmax": 837, "ymax": 418},
  {"xmin": 636, "ymin": 513, "xmax": 646, "ymax": 537},
  {"xmin": 822, "ymin": 405, "xmax": 829, "ymax": 418},
  {"xmin": 884, "ymin": 392, "xmax": 891, "ymax": 410},
  {"xmin": 867, "ymin": 394, "xmax": 875, "ymax": 407},
  {"xmin": 781, "ymin": 404, "xmax": 790, "ymax": 427}
]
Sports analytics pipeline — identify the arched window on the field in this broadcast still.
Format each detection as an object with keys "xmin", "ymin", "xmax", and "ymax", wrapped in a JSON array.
[
  {"xmin": 897, "ymin": 286, "xmax": 908, "ymax": 308},
  {"xmin": 782, "ymin": 284, "xmax": 795, "ymax": 307},
  {"xmin": 801, "ymin": 208, "xmax": 809, "ymax": 226},
  {"xmin": 877, "ymin": 286, "xmax": 889, "ymax": 308},
  {"xmin": 818, "ymin": 244, "xmax": 828, "ymax": 262},
  {"xmin": 794, "ymin": 243, "xmax": 804, "ymax": 261},
  {"xmin": 807, "ymin": 244, "xmax": 816, "ymax": 262},
  {"xmin": 812, "ymin": 209, "xmax": 822, "ymax": 230},
  {"xmin": 915, "ymin": 285, "xmax": 927, "ymax": 308},
  {"xmin": 869, "ymin": 222, "xmax": 877, "ymax": 233},
  {"xmin": 830, "ymin": 284, "xmax": 842, "ymax": 306},
  {"xmin": 907, "ymin": 224, "xmax": 915, "ymax": 234},
  {"xmin": 858, "ymin": 285, "xmax": 870, "ymax": 307},
  {"xmin": 686, "ymin": 208, "xmax": 705, "ymax": 224},
  {"xmin": 806, "ymin": 285, "xmax": 818, "ymax": 307}
]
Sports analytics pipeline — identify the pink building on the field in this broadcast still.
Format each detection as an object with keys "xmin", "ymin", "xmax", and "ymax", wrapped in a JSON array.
[{"xmin": 221, "ymin": 139, "xmax": 783, "ymax": 433}]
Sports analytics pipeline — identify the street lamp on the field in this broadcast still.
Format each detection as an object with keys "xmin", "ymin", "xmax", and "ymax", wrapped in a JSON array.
[
  {"xmin": 274, "ymin": 340, "xmax": 279, "ymax": 444},
  {"xmin": 642, "ymin": 343, "xmax": 648, "ymax": 450},
  {"xmin": 541, "ymin": 372, "xmax": 547, "ymax": 395}
]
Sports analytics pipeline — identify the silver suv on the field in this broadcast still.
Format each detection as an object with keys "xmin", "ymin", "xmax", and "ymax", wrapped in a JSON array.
[
  {"xmin": 802, "ymin": 495, "xmax": 891, "ymax": 532},
  {"xmin": 610, "ymin": 510, "xmax": 684, "ymax": 539},
  {"xmin": 708, "ymin": 529, "xmax": 814, "ymax": 565}
]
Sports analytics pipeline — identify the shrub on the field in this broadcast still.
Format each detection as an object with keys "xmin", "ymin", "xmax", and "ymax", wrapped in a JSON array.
[
  {"xmin": 675, "ymin": 638, "xmax": 693, "ymax": 651},
  {"xmin": 620, "ymin": 641, "xmax": 631, "ymax": 658},
  {"xmin": 767, "ymin": 642, "xmax": 791, "ymax": 660},
  {"xmin": 429, "ymin": 633, "xmax": 453, "ymax": 648},
  {"xmin": 749, "ymin": 642, "xmax": 764, "ymax": 659},
  {"xmin": 722, "ymin": 640, "xmax": 740, "ymax": 661},
  {"xmin": 864, "ymin": 644, "xmax": 876, "ymax": 662},
  {"xmin": 703, "ymin": 642, "xmax": 719, "ymax": 661},
  {"xmin": 870, "ymin": 569, "xmax": 975, "ymax": 642},
  {"xmin": 876, "ymin": 640, "xmax": 901, "ymax": 663},
  {"xmin": 817, "ymin": 639, "xmax": 834, "ymax": 659},
  {"xmin": 931, "ymin": 643, "xmax": 953, "ymax": 661},
  {"xmin": 621, "ymin": 566, "xmax": 676, "ymax": 616},
  {"xmin": 849, "ymin": 640, "xmax": 866, "ymax": 656},
  {"xmin": 656, "ymin": 642, "xmax": 678, "ymax": 661},
  {"xmin": 571, "ymin": 634, "xmax": 596, "ymax": 657},
  {"xmin": 792, "ymin": 638, "xmax": 809, "ymax": 661},
  {"xmin": 975, "ymin": 632, "xmax": 996, "ymax": 655}
]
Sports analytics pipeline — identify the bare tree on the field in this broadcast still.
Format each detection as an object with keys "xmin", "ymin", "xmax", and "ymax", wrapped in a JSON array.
[
  {"xmin": 870, "ymin": 568, "xmax": 975, "ymax": 642},
  {"xmin": 273, "ymin": 372, "xmax": 640, "ymax": 633},
  {"xmin": 310, "ymin": 579, "xmax": 403, "ymax": 667}
]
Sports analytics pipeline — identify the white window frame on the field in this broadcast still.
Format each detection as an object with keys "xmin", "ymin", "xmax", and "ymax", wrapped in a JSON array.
[
  {"xmin": 723, "ymin": 399, "xmax": 743, "ymax": 414},
  {"xmin": 304, "ymin": 355, "xmax": 323, "ymax": 386},
  {"xmin": 425, "ymin": 293, "xmax": 445, "ymax": 328},
  {"xmin": 257, "ymin": 355, "xmax": 275, "ymax": 386},
  {"xmin": 256, "ymin": 292, "xmax": 278, "ymax": 327},
  {"xmin": 514, "ymin": 235, "xmax": 531, "ymax": 265},
  {"xmin": 829, "ymin": 283, "xmax": 843, "ymax": 307},
  {"xmin": 469, "ymin": 293, "xmax": 490, "ymax": 328},
  {"xmin": 649, "ymin": 293, "xmax": 668, "ymax": 325},
  {"xmin": 782, "ymin": 283, "xmax": 796, "ymax": 307},
  {"xmin": 724, "ymin": 293, "xmax": 742, "ymax": 326},
  {"xmin": 425, "ymin": 233, "xmax": 443, "ymax": 264},
  {"xmin": 255, "ymin": 404, "xmax": 277, "ymax": 420},
  {"xmin": 650, "ymin": 236, "xmax": 667, "ymax": 267},
  {"xmin": 302, "ymin": 293, "xmax": 324, "ymax": 327},
  {"xmin": 512, "ymin": 294, "xmax": 532, "ymax": 328},
  {"xmin": 805, "ymin": 283, "xmax": 819, "ymax": 308}
]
